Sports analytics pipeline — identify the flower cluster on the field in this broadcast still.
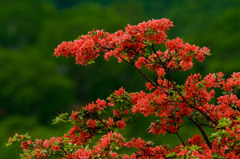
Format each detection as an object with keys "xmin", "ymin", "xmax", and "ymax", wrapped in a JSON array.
[
  {"xmin": 8, "ymin": 18, "xmax": 240, "ymax": 158},
  {"xmin": 54, "ymin": 19, "xmax": 209, "ymax": 72}
]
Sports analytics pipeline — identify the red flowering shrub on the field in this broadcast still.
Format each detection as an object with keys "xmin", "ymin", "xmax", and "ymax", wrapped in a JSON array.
[{"xmin": 7, "ymin": 19, "xmax": 240, "ymax": 158}]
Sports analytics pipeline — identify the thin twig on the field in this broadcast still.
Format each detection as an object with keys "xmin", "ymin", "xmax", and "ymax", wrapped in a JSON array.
[
  {"xmin": 93, "ymin": 114, "xmax": 110, "ymax": 132},
  {"xmin": 120, "ymin": 57, "xmax": 157, "ymax": 88},
  {"xmin": 135, "ymin": 67, "xmax": 157, "ymax": 88},
  {"xmin": 175, "ymin": 132, "xmax": 185, "ymax": 146},
  {"xmin": 199, "ymin": 122, "xmax": 215, "ymax": 128}
]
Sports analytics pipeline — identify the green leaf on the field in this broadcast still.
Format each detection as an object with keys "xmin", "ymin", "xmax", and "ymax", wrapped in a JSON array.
[
  {"xmin": 52, "ymin": 113, "xmax": 69, "ymax": 125},
  {"xmin": 216, "ymin": 118, "xmax": 232, "ymax": 128},
  {"xmin": 5, "ymin": 142, "xmax": 12, "ymax": 147},
  {"xmin": 189, "ymin": 145, "xmax": 201, "ymax": 151},
  {"xmin": 197, "ymin": 82, "xmax": 205, "ymax": 90},
  {"xmin": 166, "ymin": 152, "xmax": 177, "ymax": 157},
  {"xmin": 186, "ymin": 51, "xmax": 198, "ymax": 56},
  {"xmin": 86, "ymin": 59, "xmax": 95, "ymax": 65},
  {"xmin": 210, "ymin": 129, "xmax": 229, "ymax": 141}
]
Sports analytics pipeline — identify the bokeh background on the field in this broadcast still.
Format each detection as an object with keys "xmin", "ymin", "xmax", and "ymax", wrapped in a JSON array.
[{"xmin": 1, "ymin": 0, "xmax": 240, "ymax": 158}]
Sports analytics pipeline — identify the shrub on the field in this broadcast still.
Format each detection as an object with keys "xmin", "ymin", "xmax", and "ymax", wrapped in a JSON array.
[{"xmin": 8, "ymin": 18, "xmax": 240, "ymax": 158}]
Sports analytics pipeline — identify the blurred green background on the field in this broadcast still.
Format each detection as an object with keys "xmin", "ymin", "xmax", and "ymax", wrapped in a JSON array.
[{"xmin": 1, "ymin": 0, "xmax": 240, "ymax": 158}]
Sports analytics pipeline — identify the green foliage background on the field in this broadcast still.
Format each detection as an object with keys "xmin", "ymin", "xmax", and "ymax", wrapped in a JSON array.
[{"xmin": 1, "ymin": 0, "xmax": 240, "ymax": 158}]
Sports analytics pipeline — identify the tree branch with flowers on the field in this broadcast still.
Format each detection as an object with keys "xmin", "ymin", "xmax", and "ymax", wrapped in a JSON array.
[{"xmin": 7, "ymin": 18, "xmax": 240, "ymax": 158}]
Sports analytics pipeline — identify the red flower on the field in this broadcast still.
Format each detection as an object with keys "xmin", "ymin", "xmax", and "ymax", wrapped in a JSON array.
[
  {"xmin": 86, "ymin": 119, "xmax": 97, "ymax": 129},
  {"xmin": 116, "ymin": 119, "xmax": 126, "ymax": 129}
]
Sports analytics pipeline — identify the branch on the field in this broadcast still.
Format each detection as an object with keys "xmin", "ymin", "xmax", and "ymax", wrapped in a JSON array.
[
  {"xmin": 169, "ymin": 79, "xmax": 218, "ymax": 125},
  {"xmin": 188, "ymin": 116, "xmax": 212, "ymax": 149},
  {"xmin": 60, "ymin": 146, "xmax": 68, "ymax": 156}
]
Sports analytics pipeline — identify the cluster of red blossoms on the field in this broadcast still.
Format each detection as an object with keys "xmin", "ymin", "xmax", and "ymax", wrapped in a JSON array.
[{"xmin": 8, "ymin": 19, "xmax": 240, "ymax": 158}]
